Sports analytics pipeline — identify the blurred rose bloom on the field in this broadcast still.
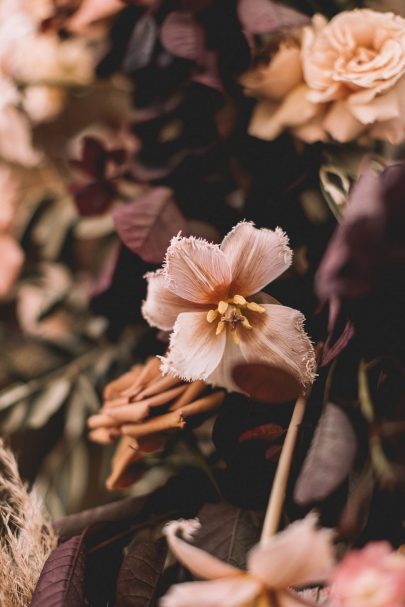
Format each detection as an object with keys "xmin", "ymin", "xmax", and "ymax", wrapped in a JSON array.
[
  {"xmin": 142, "ymin": 222, "xmax": 315, "ymax": 393},
  {"xmin": 245, "ymin": 9, "xmax": 405, "ymax": 144},
  {"xmin": 329, "ymin": 542, "xmax": 405, "ymax": 607},
  {"xmin": 161, "ymin": 514, "xmax": 335, "ymax": 607}
]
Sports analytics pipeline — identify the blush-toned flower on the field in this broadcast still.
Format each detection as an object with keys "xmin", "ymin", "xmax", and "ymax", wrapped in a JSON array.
[
  {"xmin": 329, "ymin": 542, "xmax": 405, "ymax": 607},
  {"xmin": 302, "ymin": 10, "xmax": 405, "ymax": 144},
  {"xmin": 142, "ymin": 222, "xmax": 316, "ymax": 394},
  {"xmin": 161, "ymin": 514, "xmax": 335, "ymax": 607}
]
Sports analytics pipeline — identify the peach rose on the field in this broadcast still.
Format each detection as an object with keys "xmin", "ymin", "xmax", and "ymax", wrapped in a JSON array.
[
  {"xmin": 244, "ymin": 9, "xmax": 405, "ymax": 145},
  {"xmin": 329, "ymin": 542, "xmax": 405, "ymax": 607},
  {"xmin": 303, "ymin": 10, "xmax": 405, "ymax": 143}
]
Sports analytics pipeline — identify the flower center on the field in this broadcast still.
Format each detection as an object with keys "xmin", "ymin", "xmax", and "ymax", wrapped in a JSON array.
[{"xmin": 206, "ymin": 294, "xmax": 265, "ymax": 345}]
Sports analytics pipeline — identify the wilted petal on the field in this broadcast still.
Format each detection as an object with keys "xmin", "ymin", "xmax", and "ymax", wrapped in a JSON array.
[
  {"xmin": 221, "ymin": 222, "xmax": 292, "ymax": 296},
  {"xmin": 248, "ymin": 514, "xmax": 335, "ymax": 588},
  {"xmin": 161, "ymin": 312, "xmax": 226, "ymax": 381},
  {"xmin": 0, "ymin": 235, "xmax": 24, "ymax": 297},
  {"xmin": 161, "ymin": 577, "xmax": 261, "ymax": 607},
  {"xmin": 165, "ymin": 235, "xmax": 232, "ymax": 304},
  {"xmin": 163, "ymin": 520, "xmax": 240, "ymax": 580},
  {"xmin": 142, "ymin": 270, "xmax": 206, "ymax": 331},
  {"xmin": 240, "ymin": 304, "xmax": 316, "ymax": 389}
]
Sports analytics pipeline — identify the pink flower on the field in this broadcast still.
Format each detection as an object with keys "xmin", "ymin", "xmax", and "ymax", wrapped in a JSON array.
[
  {"xmin": 142, "ymin": 222, "xmax": 316, "ymax": 394},
  {"xmin": 161, "ymin": 514, "xmax": 335, "ymax": 607},
  {"xmin": 329, "ymin": 542, "xmax": 405, "ymax": 607}
]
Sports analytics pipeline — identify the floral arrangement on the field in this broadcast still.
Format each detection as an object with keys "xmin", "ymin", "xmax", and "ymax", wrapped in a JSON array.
[{"xmin": 0, "ymin": 0, "xmax": 404, "ymax": 606}]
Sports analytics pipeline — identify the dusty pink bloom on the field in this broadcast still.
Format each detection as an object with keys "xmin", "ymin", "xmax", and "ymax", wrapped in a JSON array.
[
  {"xmin": 68, "ymin": 0, "xmax": 126, "ymax": 33},
  {"xmin": 329, "ymin": 542, "xmax": 405, "ymax": 607},
  {"xmin": 0, "ymin": 234, "xmax": 24, "ymax": 298},
  {"xmin": 161, "ymin": 514, "xmax": 335, "ymax": 607},
  {"xmin": 142, "ymin": 222, "xmax": 316, "ymax": 393}
]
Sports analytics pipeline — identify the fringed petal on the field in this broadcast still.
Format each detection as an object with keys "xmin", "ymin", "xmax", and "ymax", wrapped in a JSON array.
[
  {"xmin": 160, "ymin": 577, "xmax": 261, "ymax": 607},
  {"xmin": 165, "ymin": 235, "xmax": 232, "ymax": 304},
  {"xmin": 221, "ymin": 222, "xmax": 292, "ymax": 297},
  {"xmin": 163, "ymin": 519, "xmax": 240, "ymax": 581},
  {"xmin": 161, "ymin": 312, "xmax": 226, "ymax": 382},
  {"xmin": 142, "ymin": 270, "xmax": 206, "ymax": 331},
  {"xmin": 247, "ymin": 514, "xmax": 335, "ymax": 589}
]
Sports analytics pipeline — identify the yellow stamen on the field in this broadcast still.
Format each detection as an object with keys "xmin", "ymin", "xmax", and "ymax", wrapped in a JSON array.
[
  {"xmin": 247, "ymin": 301, "xmax": 266, "ymax": 313},
  {"xmin": 206, "ymin": 309, "xmax": 218, "ymax": 323},
  {"xmin": 218, "ymin": 300, "xmax": 229, "ymax": 314},
  {"xmin": 231, "ymin": 329, "xmax": 240, "ymax": 345},
  {"xmin": 241, "ymin": 317, "xmax": 252, "ymax": 330},
  {"xmin": 216, "ymin": 320, "xmax": 226, "ymax": 335},
  {"xmin": 233, "ymin": 294, "xmax": 247, "ymax": 305}
]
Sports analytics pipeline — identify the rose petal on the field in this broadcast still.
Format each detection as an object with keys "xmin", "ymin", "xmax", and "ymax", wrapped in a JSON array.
[
  {"xmin": 161, "ymin": 577, "xmax": 261, "ymax": 607},
  {"xmin": 323, "ymin": 101, "xmax": 365, "ymax": 143},
  {"xmin": 161, "ymin": 311, "xmax": 226, "ymax": 382},
  {"xmin": 142, "ymin": 270, "xmax": 206, "ymax": 331},
  {"xmin": 163, "ymin": 520, "xmax": 240, "ymax": 580},
  {"xmin": 348, "ymin": 88, "xmax": 400, "ymax": 125},
  {"xmin": 221, "ymin": 222, "xmax": 292, "ymax": 297},
  {"xmin": 239, "ymin": 304, "xmax": 316, "ymax": 389},
  {"xmin": 165, "ymin": 235, "xmax": 232, "ymax": 304},
  {"xmin": 248, "ymin": 514, "xmax": 335, "ymax": 588}
]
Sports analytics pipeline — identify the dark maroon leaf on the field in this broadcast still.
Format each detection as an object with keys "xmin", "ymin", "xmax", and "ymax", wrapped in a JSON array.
[
  {"xmin": 232, "ymin": 361, "xmax": 301, "ymax": 403},
  {"xmin": 294, "ymin": 403, "xmax": 357, "ymax": 505},
  {"xmin": 113, "ymin": 187, "xmax": 188, "ymax": 264},
  {"xmin": 116, "ymin": 538, "xmax": 167, "ymax": 606},
  {"xmin": 73, "ymin": 181, "xmax": 115, "ymax": 216},
  {"xmin": 160, "ymin": 12, "xmax": 201, "ymax": 60},
  {"xmin": 123, "ymin": 14, "xmax": 158, "ymax": 73},
  {"xmin": 30, "ymin": 534, "xmax": 87, "ymax": 607},
  {"xmin": 237, "ymin": 0, "xmax": 309, "ymax": 34},
  {"xmin": 239, "ymin": 423, "xmax": 285, "ymax": 444},
  {"xmin": 192, "ymin": 501, "xmax": 263, "ymax": 570}
]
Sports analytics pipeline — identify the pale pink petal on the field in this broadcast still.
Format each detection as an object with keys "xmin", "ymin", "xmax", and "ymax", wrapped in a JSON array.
[
  {"xmin": 348, "ymin": 88, "xmax": 400, "ymax": 125},
  {"xmin": 239, "ymin": 304, "xmax": 316, "ymax": 389},
  {"xmin": 163, "ymin": 520, "xmax": 240, "ymax": 580},
  {"xmin": 221, "ymin": 222, "xmax": 292, "ymax": 297},
  {"xmin": 323, "ymin": 102, "xmax": 366, "ymax": 143},
  {"xmin": 165, "ymin": 235, "xmax": 232, "ymax": 304},
  {"xmin": 0, "ymin": 105, "xmax": 42, "ymax": 167},
  {"xmin": 207, "ymin": 336, "xmax": 246, "ymax": 393},
  {"xmin": 248, "ymin": 514, "xmax": 335, "ymax": 589},
  {"xmin": 0, "ymin": 235, "xmax": 24, "ymax": 297},
  {"xmin": 160, "ymin": 577, "xmax": 261, "ymax": 607},
  {"xmin": 142, "ymin": 270, "xmax": 206, "ymax": 331},
  {"xmin": 161, "ymin": 312, "xmax": 226, "ymax": 381}
]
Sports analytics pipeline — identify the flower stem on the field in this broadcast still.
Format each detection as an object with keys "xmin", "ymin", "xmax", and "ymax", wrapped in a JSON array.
[{"xmin": 260, "ymin": 392, "xmax": 308, "ymax": 542}]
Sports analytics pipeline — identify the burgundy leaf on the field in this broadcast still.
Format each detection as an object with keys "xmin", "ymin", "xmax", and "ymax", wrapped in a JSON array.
[
  {"xmin": 72, "ymin": 181, "xmax": 115, "ymax": 216},
  {"xmin": 237, "ymin": 0, "xmax": 309, "ymax": 34},
  {"xmin": 239, "ymin": 423, "xmax": 285, "ymax": 444},
  {"xmin": 113, "ymin": 187, "xmax": 188, "ymax": 264},
  {"xmin": 232, "ymin": 361, "xmax": 301, "ymax": 403},
  {"xmin": 193, "ymin": 501, "xmax": 263, "ymax": 570},
  {"xmin": 30, "ymin": 534, "xmax": 87, "ymax": 607},
  {"xmin": 160, "ymin": 12, "xmax": 201, "ymax": 60},
  {"xmin": 116, "ymin": 538, "xmax": 167, "ymax": 606},
  {"xmin": 294, "ymin": 403, "xmax": 357, "ymax": 505}
]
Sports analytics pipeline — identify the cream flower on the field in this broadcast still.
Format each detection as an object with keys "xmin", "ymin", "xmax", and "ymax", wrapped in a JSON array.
[
  {"xmin": 161, "ymin": 515, "xmax": 335, "ymax": 607},
  {"xmin": 142, "ymin": 222, "xmax": 316, "ymax": 394},
  {"xmin": 245, "ymin": 9, "xmax": 405, "ymax": 144},
  {"xmin": 302, "ymin": 10, "xmax": 405, "ymax": 144}
]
